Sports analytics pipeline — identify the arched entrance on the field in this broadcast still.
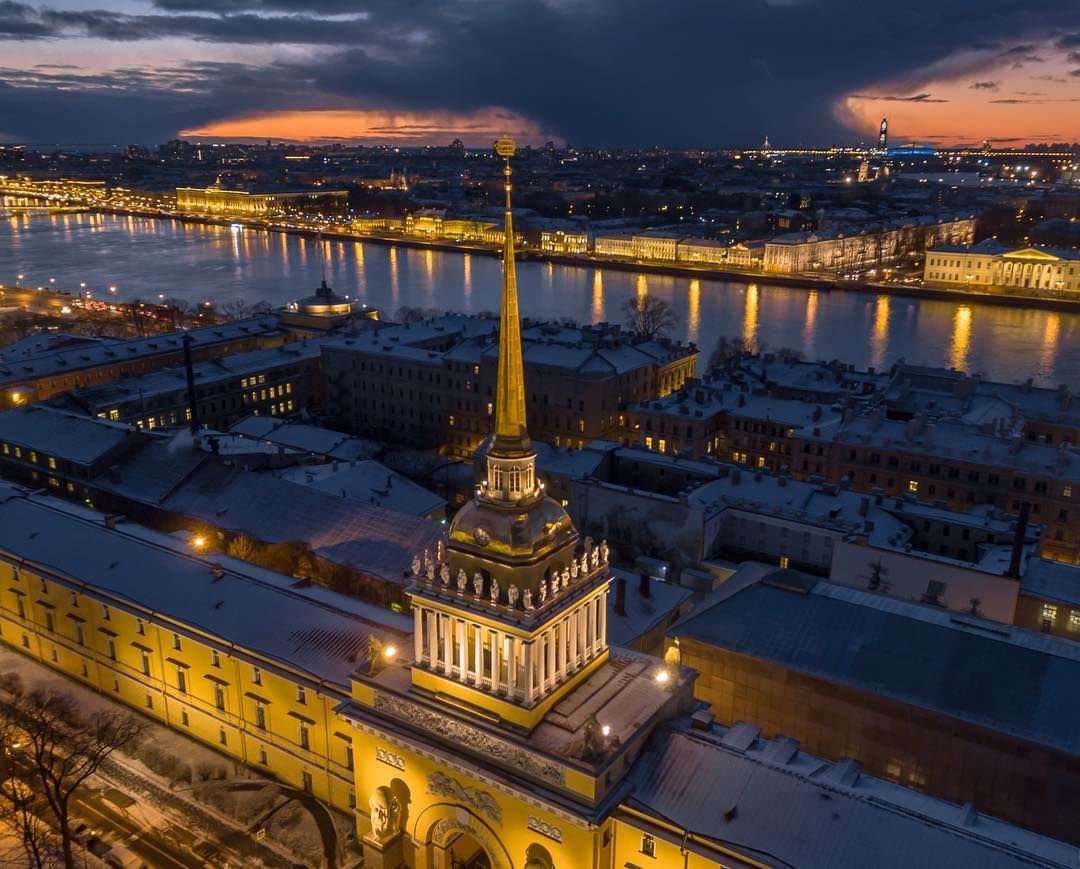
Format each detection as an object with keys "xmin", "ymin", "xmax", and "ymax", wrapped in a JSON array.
[{"xmin": 412, "ymin": 805, "xmax": 513, "ymax": 869}]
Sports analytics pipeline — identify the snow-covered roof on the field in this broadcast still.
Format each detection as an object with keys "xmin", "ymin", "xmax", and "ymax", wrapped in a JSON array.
[
  {"xmin": 277, "ymin": 460, "xmax": 445, "ymax": 517},
  {"xmin": 0, "ymin": 405, "xmax": 136, "ymax": 465},
  {"xmin": 0, "ymin": 485, "xmax": 410, "ymax": 688}
]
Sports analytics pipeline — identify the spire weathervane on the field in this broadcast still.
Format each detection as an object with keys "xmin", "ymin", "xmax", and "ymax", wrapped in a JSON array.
[{"xmin": 491, "ymin": 136, "xmax": 530, "ymax": 456}]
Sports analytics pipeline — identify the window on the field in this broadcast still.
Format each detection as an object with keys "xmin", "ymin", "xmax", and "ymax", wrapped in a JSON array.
[
  {"xmin": 141, "ymin": 652, "xmax": 151, "ymax": 676},
  {"xmin": 299, "ymin": 721, "xmax": 310, "ymax": 751},
  {"xmin": 101, "ymin": 604, "xmax": 111, "ymax": 622},
  {"xmin": 255, "ymin": 702, "xmax": 266, "ymax": 730},
  {"xmin": 258, "ymin": 746, "xmax": 268, "ymax": 765},
  {"xmin": 172, "ymin": 633, "xmax": 182, "ymax": 651},
  {"xmin": 658, "ymin": 438, "xmax": 667, "ymax": 453},
  {"xmin": 180, "ymin": 708, "xmax": 189, "ymax": 727},
  {"xmin": 218, "ymin": 727, "xmax": 227, "ymax": 746},
  {"xmin": 15, "ymin": 597, "xmax": 25, "ymax": 619},
  {"xmin": 641, "ymin": 833, "xmax": 656, "ymax": 858},
  {"xmin": 211, "ymin": 649, "xmax": 221, "ymax": 668},
  {"xmin": 1069, "ymin": 611, "xmax": 1080, "ymax": 633},
  {"xmin": 44, "ymin": 610, "xmax": 54, "ymax": 633},
  {"xmin": 1042, "ymin": 603, "xmax": 1058, "ymax": 627},
  {"xmin": 907, "ymin": 480, "xmax": 919, "ymax": 493},
  {"xmin": 252, "ymin": 666, "xmax": 262, "ymax": 686},
  {"xmin": 135, "ymin": 618, "xmax": 145, "ymax": 636},
  {"xmin": 296, "ymin": 685, "xmax": 307, "ymax": 705},
  {"xmin": 345, "ymin": 742, "xmax": 354, "ymax": 771},
  {"xmin": 348, "ymin": 788, "xmax": 356, "ymax": 809},
  {"xmin": 214, "ymin": 684, "xmax": 225, "ymax": 711},
  {"xmin": 75, "ymin": 624, "xmax": 85, "ymax": 646},
  {"xmin": 780, "ymin": 555, "xmax": 790, "ymax": 569},
  {"xmin": 107, "ymin": 639, "xmax": 116, "ymax": 661},
  {"xmin": 176, "ymin": 668, "xmax": 186, "ymax": 693},
  {"xmin": 69, "ymin": 591, "xmax": 77, "ymax": 607},
  {"xmin": 145, "ymin": 692, "xmax": 154, "ymax": 710},
  {"xmin": 1065, "ymin": 485, "xmax": 1073, "ymax": 498}
]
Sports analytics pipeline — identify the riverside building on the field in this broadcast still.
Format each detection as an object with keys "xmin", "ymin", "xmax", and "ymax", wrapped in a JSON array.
[
  {"xmin": 0, "ymin": 141, "xmax": 1075, "ymax": 869},
  {"xmin": 924, "ymin": 239, "xmax": 1080, "ymax": 296}
]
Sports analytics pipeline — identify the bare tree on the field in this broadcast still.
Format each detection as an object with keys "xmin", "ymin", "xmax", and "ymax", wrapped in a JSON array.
[
  {"xmin": 161, "ymin": 297, "xmax": 193, "ymax": 329},
  {"xmin": 4, "ymin": 687, "xmax": 142, "ymax": 868},
  {"xmin": 622, "ymin": 294, "xmax": 676, "ymax": 341},
  {"xmin": 0, "ymin": 677, "xmax": 62, "ymax": 869},
  {"xmin": 706, "ymin": 334, "xmax": 754, "ymax": 374}
]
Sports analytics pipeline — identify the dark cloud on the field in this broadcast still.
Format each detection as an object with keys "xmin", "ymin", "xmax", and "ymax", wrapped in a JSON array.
[
  {"xmin": 969, "ymin": 80, "xmax": 1000, "ymax": 90},
  {"xmin": 849, "ymin": 92, "xmax": 948, "ymax": 102},
  {"xmin": 3, "ymin": 0, "xmax": 1080, "ymax": 144}
]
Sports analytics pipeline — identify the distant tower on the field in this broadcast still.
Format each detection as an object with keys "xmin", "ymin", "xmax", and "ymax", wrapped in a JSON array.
[
  {"xmin": 857, "ymin": 159, "xmax": 870, "ymax": 183},
  {"xmin": 878, "ymin": 117, "xmax": 888, "ymax": 151},
  {"xmin": 762, "ymin": 134, "xmax": 771, "ymax": 152}
]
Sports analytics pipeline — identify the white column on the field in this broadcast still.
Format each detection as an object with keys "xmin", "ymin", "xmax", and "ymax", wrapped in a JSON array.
[
  {"xmin": 490, "ymin": 629, "xmax": 501, "ymax": 693},
  {"xmin": 413, "ymin": 606, "xmax": 424, "ymax": 663},
  {"xmin": 442, "ymin": 614, "xmax": 453, "ymax": 675},
  {"xmin": 555, "ymin": 621, "xmax": 566, "ymax": 683},
  {"xmin": 524, "ymin": 642, "xmax": 535, "ymax": 705},
  {"xmin": 426, "ymin": 609, "xmax": 437, "ymax": 667},
  {"xmin": 598, "ymin": 594, "xmax": 607, "ymax": 651},
  {"xmin": 544, "ymin": 628, "xmax": 555, "ymax": 691},
  {"xmin": 456, "ymin": 619, "xmax": 467, "ymax": 681},
  {"xmin": 473, "ymin": 625, "xmax": 483, "ymax": 687},
  {"xmin": 568, "ymin": 609, "xmax": 578, "ymax": 671},
  {"xmin": 506, "ymin": 636, "xmax": 517, "ymax": 699}
]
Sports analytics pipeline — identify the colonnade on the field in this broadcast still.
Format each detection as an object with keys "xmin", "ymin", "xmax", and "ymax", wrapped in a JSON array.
[{"xmin": 412, "ymin": 595, "xmax": 607, "ymax": 705}]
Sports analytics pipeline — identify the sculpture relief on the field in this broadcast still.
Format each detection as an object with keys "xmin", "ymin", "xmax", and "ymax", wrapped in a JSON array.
[
  {"xmin": 523, "ymin": 589, "xmax": 534, "ymax": 611},
  {"xmin": 369, "ymin": 785, "xmax": 401, "ymax": 840},
  {"xmin": 508, "ymin": 584, "xmax": 519, "ymax": 608},
  {"xmin": 569, "ymin": 559, "xmax": 579, "ymax": 580},
  {"xmin": 490, "ymin": 577, "xmax": 500, "ymax": 605},
  {"xmin": 411, "ymin": 555, "xmax": 421, "ymax": 576},
  {"xmin": 473, "ymin": 571, "xmax": 484, "ymax": 597},
  {"xmin": 426, "ymin": 772, "xmax": 503, "ymax": 825},
  {"xmin": 440, "ymin": 563, "xmax": 451, "ymax": 586}
]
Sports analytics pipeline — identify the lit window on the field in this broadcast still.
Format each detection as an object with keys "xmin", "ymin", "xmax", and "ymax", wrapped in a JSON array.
[
  {"xmin": 780, "ymin": 556, "xmax": 790, "ymax": 569},
  {"xmin": 645, "ymin": 436, "xmax": 653, "ymax": 450},
  {"xmin": 1043, "ymin": 603, "xmax": 1058, "ymax": 626},
  {"xmin": 47, "ymin": 456, "xmax": 56, "ymax": 469},
  {"xmin": 658, "ymin": 439, "xmax": 667, "ymax": 453},
  {"xmin": 1069, "ymin": 611, "xmax": 1080, "ymax": 633},
  {"xmin": 1065, "ymin": 486, "xmax": 1073, "ymax": 498},
  {"xmin": 908, "ymin": 480, "xmax": 919, "ymax": 493}
]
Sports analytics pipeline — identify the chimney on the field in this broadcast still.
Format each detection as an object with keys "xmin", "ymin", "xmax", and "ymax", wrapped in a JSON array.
[
  {"xmin": 182, "ymin": 333, "xmax": 200, "ymax": 434},
  {"xmin": 1007, "ymin": 502, "xmax": 1031, "ymax": 579},
  {"xmin": 613, "ymin": 577, "xmax": 627, "ymax": 616},
  {"xmin": 638, "ymin": 572, "xmax": 652, "ymax": 598}
]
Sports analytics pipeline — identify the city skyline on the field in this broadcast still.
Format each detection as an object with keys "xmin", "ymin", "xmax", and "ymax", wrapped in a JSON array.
[{"xmin": 1, "ymin": 0, "xmax": 1080, "ymax": 146}]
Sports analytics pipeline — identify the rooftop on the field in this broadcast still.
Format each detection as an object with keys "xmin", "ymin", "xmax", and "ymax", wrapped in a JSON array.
[
  {"xmin": 630, "ymin": 722, "xmax": 1078, "ymax": 869},
  {"xmin": 276, "ymin": 460, "xmax": 446, "ymax": 517},
  {"xmin": 0, "ymin": 404, "xmax": 136, "ymax": 465},
  {"xmin": 0, "ymin": 484, "xmax": 409, "ymax": 688},
  {"xmin": 671, "ymin": 566, "xmax": 1080, "ymax": 757}
]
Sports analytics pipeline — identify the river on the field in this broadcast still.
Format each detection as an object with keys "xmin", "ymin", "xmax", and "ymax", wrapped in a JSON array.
[{"xmin": 2, "ymin": 206, "xmax": 1077, "ymax": 386}]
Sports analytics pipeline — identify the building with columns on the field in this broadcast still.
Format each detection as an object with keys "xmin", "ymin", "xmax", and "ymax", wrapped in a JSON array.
[
  {"xmin": 924, "ymin": 240, "xmax": 1080, "ymax": 296},
  {"xmin": 2, "ymin": 142, "xmax": 1077, "ymax": 869}
]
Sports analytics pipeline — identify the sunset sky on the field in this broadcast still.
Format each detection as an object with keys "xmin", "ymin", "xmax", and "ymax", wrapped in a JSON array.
[{"xmin": 2, "ymin": 0, "xmax": 1080, "ymax": 146}]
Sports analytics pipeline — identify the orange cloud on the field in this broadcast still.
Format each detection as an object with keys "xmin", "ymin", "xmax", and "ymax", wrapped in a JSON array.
[
  {"xmin": 181, "ymin": 106, "xmax": 558, "ymax": 145},
  {"xmin": 838, "ymin": 44, "xmax": 1080, "ymax": 146}
]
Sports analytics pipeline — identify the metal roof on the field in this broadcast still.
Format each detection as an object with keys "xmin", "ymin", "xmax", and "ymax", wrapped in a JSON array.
[{"xmin": 670, "ymin": 570, "xmax": 1080, "ymax": 756}]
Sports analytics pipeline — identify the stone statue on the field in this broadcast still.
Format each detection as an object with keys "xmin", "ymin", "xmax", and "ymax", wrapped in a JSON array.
[
  {"xmin": 473, "ymin": 571, "xmax": 484, "ymax": 597},
  {"xmin": 584, "ymin": 535, "xmax": 593, "ymax": 555},
  {"xmin": 561, "ymin": 567, "xmax": 570, "ymax": 590},
  {"xmin": 455, "ymin": 568, "xmax": 466, "ymax": 591},
  {"xmin": 426, "ymin": 558, "xmax": 436, "ymax": 581},
  {"xmin": 582, "ymin": 713, "xmax": 606, "ymax": 762},
  {"xmin": 569, "ymin": 559, "xmax": 579, "ymax": 580},
  {"xmin": 411, "ymin": 555, "xmax": 421, "ymax": 576},
  {"xmin": 490, "ymin": 577, "xmax": 500, "ymax": 605},
  {"xmin": 523, "ymin": 589, "xmax": 534, "ymax": 611},
  {"xmin": 579, "ymin": 553, "xmax": 589, "ymax": 575},
  {"xmin": 436, "ymin": 539, "xmax": 445, "ymax": 562},
  {"xmin": 440, "ymin": 563, "xmax": 451, "ymax": 586},
  {"xmin": 508, "ymin": 584, "xmax": 519, "ymax": 608},
  {"xmin": 369, "ymin": 785, "xmax": 400, "ymax": 840},
  {"xmin": 539, "ymin": 578, "xmax": 548, "ymax": 604},
  {"xmin": 600, "ymin": 539, "xmax": 609, "ymax": 563}
]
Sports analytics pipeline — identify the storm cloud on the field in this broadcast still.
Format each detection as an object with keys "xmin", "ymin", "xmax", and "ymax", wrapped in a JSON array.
[{"xmin": 3, "ymin": 0, "xmax": 1080, "ymax": 145}]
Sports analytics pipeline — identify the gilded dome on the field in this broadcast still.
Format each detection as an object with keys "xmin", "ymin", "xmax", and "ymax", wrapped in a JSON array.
[{"xmin": 449, "ymin": 494, "xmax": 576, "ymax": 561}]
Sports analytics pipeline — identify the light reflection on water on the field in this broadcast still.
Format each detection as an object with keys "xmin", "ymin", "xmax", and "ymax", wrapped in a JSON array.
[{"xmin": 2, "ymin": 205, "xmax": 1078, "ymax": 386}]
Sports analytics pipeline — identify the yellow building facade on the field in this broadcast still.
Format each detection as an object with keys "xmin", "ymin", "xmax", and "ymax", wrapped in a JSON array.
[{"xmin": 924, "ymin": 243, "xmax": 1080, "ymax": 295}]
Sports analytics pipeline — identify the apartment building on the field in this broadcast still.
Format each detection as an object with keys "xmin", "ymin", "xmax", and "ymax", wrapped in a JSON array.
[
  {"xmin": 321, "ymin": 316, "xmax": 697, "ymax": 456},
  {"xmin": 0, "ymin": 316, "xmax": 287, "ymax": 408}
]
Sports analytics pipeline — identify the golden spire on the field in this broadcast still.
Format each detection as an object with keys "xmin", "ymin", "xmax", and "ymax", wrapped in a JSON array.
[{"xmin": 491, "ymin": 136, "xmax": 530, "ymax": 455}]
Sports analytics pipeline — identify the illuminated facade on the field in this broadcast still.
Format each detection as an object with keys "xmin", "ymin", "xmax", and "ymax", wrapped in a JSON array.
[
  {"xmin": 539, "ymin": 230, "xmax": 590, "ymax": 254},
  {"xmin": 175, "ymin": 184, "xmax": 348, "ymax": 218},
  {"xmin": 924, "ymin": 241, "xmax": 1080, "ymax": 296}
]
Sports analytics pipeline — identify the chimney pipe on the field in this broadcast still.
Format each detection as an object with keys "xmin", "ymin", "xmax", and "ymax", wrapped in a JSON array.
[
  {"xmin": 614, "ymin": 577, "xmax": 627, "ymax": 616},
  {"xmin": 1008, "ymin": 502, "xmax": 1031, "ymax": 579},
  {"xmin": 182, "ymin": 333, "xmax": 200, "ymax": 434},
  {"xmin": 638, "ymin": 571, "xmax": 651, "ymax": 598}
]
